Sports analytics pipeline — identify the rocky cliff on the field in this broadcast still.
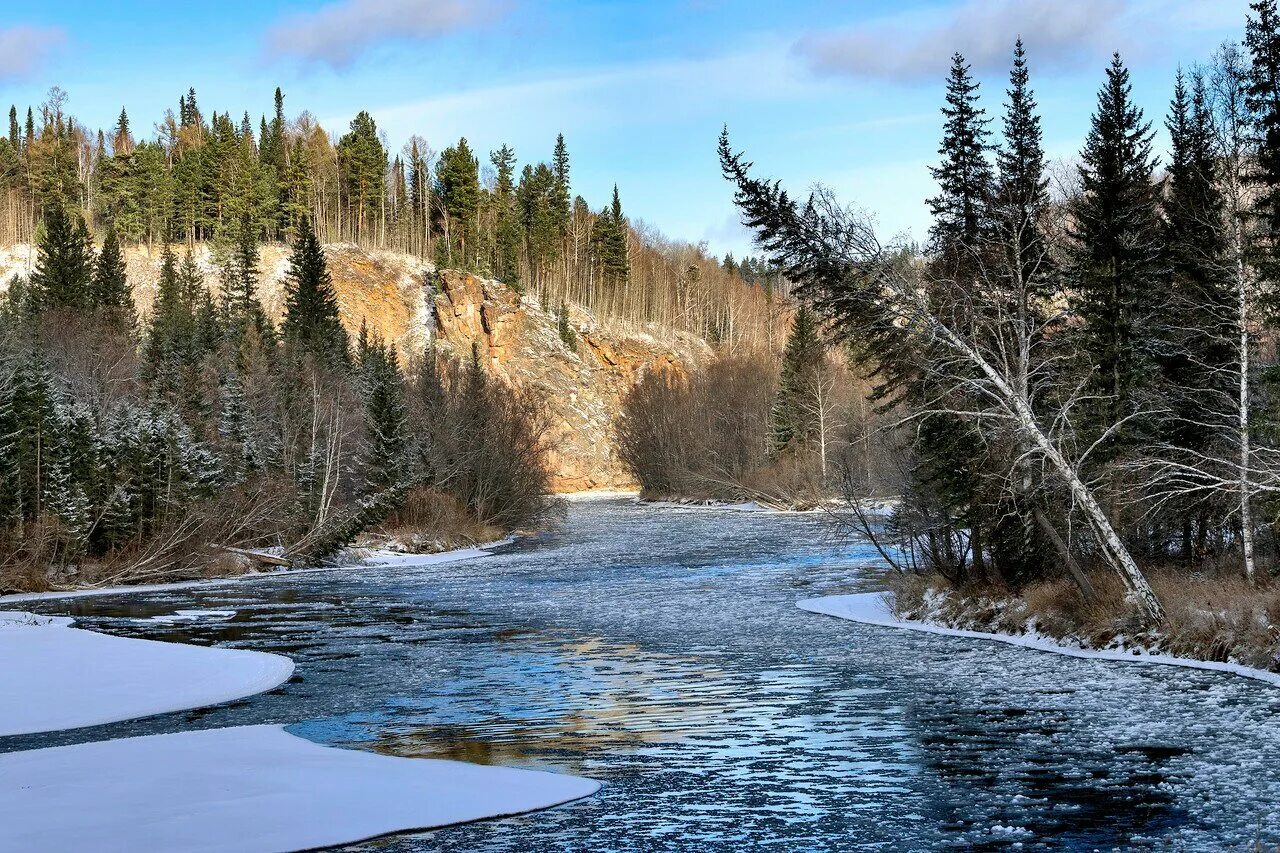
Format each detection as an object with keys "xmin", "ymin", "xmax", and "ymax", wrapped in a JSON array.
[
  {"xmin": 430, "ymin": 270, "xmax": 711, "ymax": 491},
  {"xmin": 0, "ymin": 243, "xmax": 710, "ymax": 492}
]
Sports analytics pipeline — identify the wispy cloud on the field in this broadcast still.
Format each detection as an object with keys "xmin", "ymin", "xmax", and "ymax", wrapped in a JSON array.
[
  {"xmin": 264, "ymin": 0, "xmax": 509, "ymax": 69},
  {"xmin": 794, "ymin": 0, "xmax": 1236, "ymax": 84},
  {"xmin": 0, "ymin": 25, "xmax": 66, "ymax": 81}
]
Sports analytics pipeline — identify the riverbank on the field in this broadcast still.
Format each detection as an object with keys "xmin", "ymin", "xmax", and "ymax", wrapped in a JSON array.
[
  {"xmin": 0, "ymin": 539, "xmax": 513, "ymax": 604},
  {"xmin": 801, "ymin": 572, "xmax": 1280, "ymax": 687},
  {"xmin": 0, "ymin": 537, "xmax": 599, "ymax": 852}
]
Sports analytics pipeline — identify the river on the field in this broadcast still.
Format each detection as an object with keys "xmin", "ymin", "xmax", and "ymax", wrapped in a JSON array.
[{"xmin": 5, "ymin": 497, "xmax": 1279, "ymax": 850}]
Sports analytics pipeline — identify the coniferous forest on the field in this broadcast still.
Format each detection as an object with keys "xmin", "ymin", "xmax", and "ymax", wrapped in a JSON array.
[{"xmin": 709, "ymin": 2, "xmax": 1280, "ymax": 663}]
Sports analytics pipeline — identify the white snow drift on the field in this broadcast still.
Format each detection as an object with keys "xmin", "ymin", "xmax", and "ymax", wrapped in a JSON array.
[
  {"xmin": 798, "ymin": 592, "xmax": 1280, "ymax": 688},
  {"xmin": 0, "ymin": 611, "xmax": 294, "ymax": 736},
  {"xmin": 0, "ymin": 725, "xmax": 601, "ymax": 853}
]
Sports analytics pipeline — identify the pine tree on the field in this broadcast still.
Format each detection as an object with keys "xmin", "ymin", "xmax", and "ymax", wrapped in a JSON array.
[
  {"xmin": 28, "ymin": 205, "xmax": 93, "ymax": 312},
  {"xmin": 1070, "ymin": 53, "xmax": 1166, "ymax": 438},
  {"xmin": 490, "ymin": 144, "xmax": 521, "ymax": 289},
  {"xmin": 928, "ymin": 53, "xmax": 994, "ymax": 255},
  {"xmin": 282, "ymin": 218, "xmax": 349, "ymax": 367},
  {"xmin": 772, "ymin": 305, "xmax": 824, "ymax": 454}
]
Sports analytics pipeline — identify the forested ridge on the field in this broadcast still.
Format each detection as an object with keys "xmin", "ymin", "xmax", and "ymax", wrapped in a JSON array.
[
  {"xmin": 712, "ymin": 1, "xmax": 1280, "ymax": 662},
  {"xmin": 0, "ymin": 86, "xmax": 784, "ymax": 347}
]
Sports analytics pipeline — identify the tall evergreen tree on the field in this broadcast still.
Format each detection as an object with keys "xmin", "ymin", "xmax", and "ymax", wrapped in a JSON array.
[
  {"xmin": 772, "ymin": 305, "xmax": 824, "ymax": 454},
  {"xmin": 1163, "ymin": 71, "xmax": 1234, "ymax": 443},
  {"xmin": 282, "ymin": 219, "xmax": 349, "ymax": 367},
  {"xmin": 994, "ymin": 39, "xmax": 1050, "ymax": 294},
  {"xmin": 91, "ymin": 226, "xmax": 135, "ymax": 326},
  {"xmin": 1070, "ymin": 53, "xmax": 1166, "ymax": 437},
  {"xmin": 28, "ymin": 205, "xmax": 93, "ymax": 312},
  {"xmin": 358, "ymin": 338, "xmax": 408, "ymax": 496},
  {"xmin": 928, "ymin": 53, "xmax": 994, "ymax": 255},
  {"xmin": 1246, "ymin": 0, "xmax": 1280, "ymax": 263},
  {"xmin": 490, "ymin": 144, "xmax": 521, "ymax": 288}
]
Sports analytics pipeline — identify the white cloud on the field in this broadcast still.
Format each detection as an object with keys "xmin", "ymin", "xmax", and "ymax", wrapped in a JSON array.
[
  {"xmin": 794, "ymin": 0, "xmax": 1240, "ymax": 84},
  {"xmin": 0, "ymin": 25, "xmax": 65, "ymax": 81},
  {"xmin": 264, "ymin": 0, "xmax": 508, "ymax": 69}
]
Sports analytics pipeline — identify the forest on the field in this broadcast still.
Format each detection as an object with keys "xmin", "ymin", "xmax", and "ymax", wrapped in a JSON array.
[
  {"xmin": 708, "ymin": 1, "xmax": 1280, "ymax": 662},
  {"xmin": 0, "ymin": 87, "xmax": 785, "ymax": 348}
]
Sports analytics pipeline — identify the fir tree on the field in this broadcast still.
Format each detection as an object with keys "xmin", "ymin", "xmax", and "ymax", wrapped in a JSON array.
[
  {"xmin": 1070, "ymin": 53, "xmax": 1166, "ymax": 437},
  {"xmin": 282, "ymin": 218, "xmax": 349, "ymax": 367}
]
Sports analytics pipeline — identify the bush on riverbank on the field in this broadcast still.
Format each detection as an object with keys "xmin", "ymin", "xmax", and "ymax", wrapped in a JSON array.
[
  {"xmin": 615, "ymin": 350, "xmax": 898, "ymax": 508},
  {"xmin": 891, "ymin": 571, "xmax": 1280, "ymax": 673}
]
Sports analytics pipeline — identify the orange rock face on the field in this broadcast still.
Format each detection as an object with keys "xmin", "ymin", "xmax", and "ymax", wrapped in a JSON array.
[
  {"xmin": 0, "ymin": 242, "xmax": 708, "ymax": 493},
  {"xmin": 431, "ymin": 270, "xmax": 711, "ymax": 492}
]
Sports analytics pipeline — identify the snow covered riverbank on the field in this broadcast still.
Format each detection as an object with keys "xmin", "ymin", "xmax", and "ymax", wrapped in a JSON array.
[
  {"xmin": 798, "ymin": 592, "xmax": 1280, "ymax": 688},
  {"xmin": 0, "ymin": 536, "xmax": 601, "ymax": 851},
  {"xmin": 0, "ymin": 610, "xmax": 294, "ymax": 736},
  {"xmin": 0, "ymin": 539, "xmax": 511, "ymax": 605},
  {"xmin": 0, "ymin": 725, "xmax": 600, "ymax": 853}
]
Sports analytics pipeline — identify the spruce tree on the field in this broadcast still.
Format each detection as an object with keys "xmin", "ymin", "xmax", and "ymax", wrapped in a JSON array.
[
  {"xmin": 995, "ymin": 39, "xmax": 1050, "ymax": 293},
  {"xmin": 28, "ymin": 205, "xmax": 93, "ymax": 312},
  {"xmin": 91, "ymin": 226, "xmax": 135, "ymax": 327},
  {"xmin": 1163, "ymin": 71, "xmax": 1234, "ymax": 452},
  {"xmin": 1070, "ymin": 53, "xmax": 1166, "ymax": 438},
  {"xmin": 772, "ymin": 305, "xmax": 824, "ymax": 454},
  {"xmin": 282, "ymin": 218, "xmax": 349, "ymax": 367},
  {"xmin": 358, "ymin": 339, "xmax": 408, "ymax": 496},
  {"xmin": 1246, "ymin": 0, "xmax": 1280, "ymax": 262},
  {"xmin": 557, "ymin": 301, "xmax": 576, "ymax": 351},
  {"xmin": 928, "ymin": 53, "xmax": 994, "ymax": 255},
  {"xmin": 490, "ymin": 145, "xmax": 521, "ymax": 289}
]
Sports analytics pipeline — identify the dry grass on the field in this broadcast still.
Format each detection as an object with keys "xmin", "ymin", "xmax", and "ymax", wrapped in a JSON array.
[
  {"xmin": 373, "ymin": 487, "xmax": 504, "ymax": 554},
  {"xmin": 889, "ymin": 568, "xmax": 1280, "ymax": 673}
]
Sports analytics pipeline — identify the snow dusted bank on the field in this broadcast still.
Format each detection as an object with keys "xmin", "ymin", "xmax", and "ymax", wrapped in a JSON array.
[
  {"xmin": 798, "ymin": 592, "xmax": 1280, "ymax": 688},
  {"xmin": 0, "ymin": 545, "xmax": 600, "ymax": 852}
]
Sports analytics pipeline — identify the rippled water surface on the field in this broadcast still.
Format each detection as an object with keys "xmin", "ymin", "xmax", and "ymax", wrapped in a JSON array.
[{"xmin": 7, "ymin": 498, "xmax": 1280, "ymax": 850}]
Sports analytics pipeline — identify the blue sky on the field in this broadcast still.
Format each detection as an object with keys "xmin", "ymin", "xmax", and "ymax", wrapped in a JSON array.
[{"xmin": 0, "ymin": 0, "xmax": 1255, "ymax": 257}]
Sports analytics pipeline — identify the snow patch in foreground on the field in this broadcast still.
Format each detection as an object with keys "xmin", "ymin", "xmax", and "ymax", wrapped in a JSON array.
[
  {"xmin": 0, "ymin": 725, "xmax": 600, "ymax": 853},
  {"xmin": 0, "ymin": 614, "xmax": 294, "ymax": 736},
  {"xmin": 798, "ymin": 592, "xmax": 1280, "ymax": 688}
]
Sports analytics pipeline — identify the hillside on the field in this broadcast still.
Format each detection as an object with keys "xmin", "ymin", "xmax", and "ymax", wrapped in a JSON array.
[{"xmin": 0, "ymin": 242, "xmax": 712, "ymax": 492}]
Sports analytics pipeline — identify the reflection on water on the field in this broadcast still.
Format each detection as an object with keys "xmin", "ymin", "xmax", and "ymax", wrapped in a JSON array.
[{"xmin": 5, "ymin": 499, "xmax": 1280, "ymax": 850}]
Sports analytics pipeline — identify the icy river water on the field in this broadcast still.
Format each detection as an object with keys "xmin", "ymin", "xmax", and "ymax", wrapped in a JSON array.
[{"xmin": 6, "ymin": 498, "xmax": 1280, "ymax": 850}]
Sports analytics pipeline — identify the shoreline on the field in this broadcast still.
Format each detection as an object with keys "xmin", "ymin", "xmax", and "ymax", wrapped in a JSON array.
[
  {"xmin": 798, "ymin": 591, "xmax": 1280, "ymax": 688},
  {"xmin": 0, "ymin": 538, "xmax": 515, "ymax": 605}
]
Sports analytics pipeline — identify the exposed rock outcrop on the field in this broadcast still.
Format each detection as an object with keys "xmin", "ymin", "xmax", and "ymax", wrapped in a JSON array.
[
  {"xmin": 430, "ymin": 270, "xmax": 712, "ymax": 492},
  {"xmin": 0, "ymin": 243, "xmax": 711, "ymax": 492}
]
